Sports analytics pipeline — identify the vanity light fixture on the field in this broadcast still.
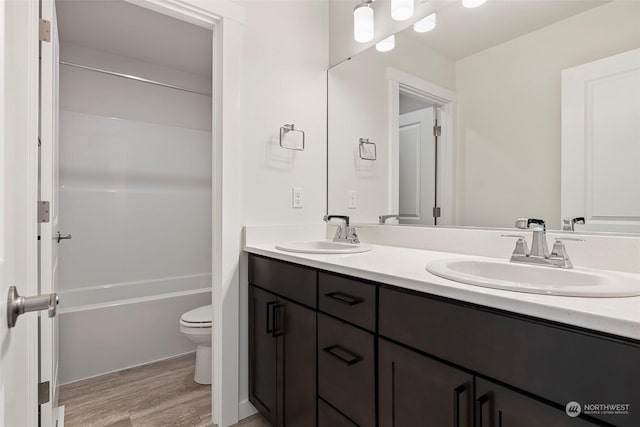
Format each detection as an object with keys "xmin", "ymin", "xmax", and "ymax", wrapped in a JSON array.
[
  {"xmin": 354, "ymin": 0, "xmax": 375, "ymax": 43},
  {"xmin": 413, "ymin": 12, "xmax": 436, "ymax": 32},
  {"xmin": 391, "ymin": 0, "xmax": 414, "ymax": 21},
  {"xmin": 376, "ymin": 35, "xmax": 395, "ymax": 52},
  {"xmin": 462, "ymin": 0, "xmax": 487, "ymax": 8}
]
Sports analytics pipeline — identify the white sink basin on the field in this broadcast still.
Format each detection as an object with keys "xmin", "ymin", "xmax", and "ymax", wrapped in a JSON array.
[
  {"xmin": 426, "ymin": 258, "xmax": 640, "ymax": 297},
  {"xmin": 275, "ymin": 240, "xmax": 372, "ymax": 254}
]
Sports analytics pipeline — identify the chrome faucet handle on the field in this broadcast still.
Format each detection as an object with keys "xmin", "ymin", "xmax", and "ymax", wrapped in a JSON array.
[
  {"xmin": 324, "ymin": 215, "xmax": 350, "ymax": 226},
  {"xmin": 379, "ymin": 214, "xmax": 399, "ymax": 224},
  {"xmin": 515, "ymin": 218, "xmax": 546, "ymax": 230},
  {"xmin": 562, "ymin": 217, "xmax": 586, "ymax": 231},
  {"xmin": 500, "ymin": 234, "xmax": 529, "ymax": 257},
  {"xmin": 549, "ymin": 237, "xmax": 585, "ymax": 268}
]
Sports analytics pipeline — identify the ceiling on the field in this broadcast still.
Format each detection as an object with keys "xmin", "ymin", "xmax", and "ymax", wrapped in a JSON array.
[
  {"xmin": 56, "ymin": 0, "xmax": 212, "ymax": 77},
  {"xmin": 406, "ymin": 0, "xmax": 611, "ymax": 60}
]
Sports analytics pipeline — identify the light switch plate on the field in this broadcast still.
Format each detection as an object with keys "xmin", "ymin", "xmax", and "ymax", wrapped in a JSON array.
[
  {"xmin": 292, "ymin": 187, "xmax": 304, "ymax": 208},
  {"xmin": 348, "ymin": 190, "xmax": 357, "ymax": 209}
]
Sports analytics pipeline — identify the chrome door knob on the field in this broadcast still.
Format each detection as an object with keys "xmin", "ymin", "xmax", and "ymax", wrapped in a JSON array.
[{"xmin": 7, "ymin": 286, "xmax": 59, "ymax": 328}]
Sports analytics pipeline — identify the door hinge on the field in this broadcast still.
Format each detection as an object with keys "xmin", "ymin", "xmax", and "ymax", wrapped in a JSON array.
[
  {"xmin": 39, "ymin": 19, "xmax": 51, "ymax": 42},
  {"xmin": 38, "ymin": 201, "xmax": 50, "ymax": 223},
  {"xmin": 433, "ymin": 207, "xmax": 441, "ymax": 218},
  {"xmin": 433, "ymin": 125, "xmax": 442, "ymax": 137},
  {"xmin": 38, "ymin": 381, "xmax": 50, "ymax": 405}
]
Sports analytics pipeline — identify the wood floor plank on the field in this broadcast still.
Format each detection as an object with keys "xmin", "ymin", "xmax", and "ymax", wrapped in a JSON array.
[{"xmin": 60, "ymin": 354, "xmax": 271, "ymax": 427}]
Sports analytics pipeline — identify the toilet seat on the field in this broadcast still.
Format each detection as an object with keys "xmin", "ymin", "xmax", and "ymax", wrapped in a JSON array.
[{"xmin": 180, "ymin": 305, "xmax": 212, "ymax": 328}]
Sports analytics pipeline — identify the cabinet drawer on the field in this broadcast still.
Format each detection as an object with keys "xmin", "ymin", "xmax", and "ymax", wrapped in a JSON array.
[
  {"xmin": 318, "ymin": 313, "xmax": 375, "ymax": 427},
  {"xmin": 379, "ymin": 286, "xmax": 640, "ymax": 427},
  {"xmin": 248, "ymin": 254, "xmax": 317, "ymax": 308},
  {"xmin": 319, "ymin": 272, "xmax": 376, "ymax": 331},
  {"xmin": 318, "ymin": 398, "xmax": 358, "ymax": 427}
]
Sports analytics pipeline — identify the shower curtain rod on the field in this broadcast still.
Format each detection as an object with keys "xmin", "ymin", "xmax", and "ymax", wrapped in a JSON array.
[{"xmin": 60, "ymin": 60, "xmax": 212, "ymax": 97}]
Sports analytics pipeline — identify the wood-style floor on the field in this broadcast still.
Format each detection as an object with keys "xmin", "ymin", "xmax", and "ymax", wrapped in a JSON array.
[{"xmin": 59, "ymin": 353, "xmax": 271, "ymax": 427}]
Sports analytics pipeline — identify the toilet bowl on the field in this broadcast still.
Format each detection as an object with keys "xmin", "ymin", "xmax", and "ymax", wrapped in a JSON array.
[{"xmin": 180, "ymin": 305, "xmax": 212, "ymax": 385}]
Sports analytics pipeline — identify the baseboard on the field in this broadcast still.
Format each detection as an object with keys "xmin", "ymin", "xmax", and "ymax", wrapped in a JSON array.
[{"xmin": 238, "ymin": 399, "xmax": 258, "ymax": 420}]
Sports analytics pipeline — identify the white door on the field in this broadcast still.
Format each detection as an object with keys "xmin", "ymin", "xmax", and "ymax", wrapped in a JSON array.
[
  {"xmin": 562, "ymin": 48, "xmax": 640, "ymax": 233},
  {"xmin": 1, "ymin": 0, "xmax": 41, "ymax": 426},
  {"xmin": 39, "ymin": 1, "xmax": 61, "ymax": 426},
  {"xmin": 399, "ymin": 107, "xmax": 436, "ymax": 225}
]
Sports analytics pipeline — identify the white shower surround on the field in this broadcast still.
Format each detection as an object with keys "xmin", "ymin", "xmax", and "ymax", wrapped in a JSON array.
[{"xmin": 57, "ymin": 109, "xmax": 212, "ymax": 384}]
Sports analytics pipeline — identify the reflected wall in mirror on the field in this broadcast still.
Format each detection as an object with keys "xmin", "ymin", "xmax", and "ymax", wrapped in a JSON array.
[{"xmin": 328, "ymin": 0, "xmax": 640, "ymax": 232}]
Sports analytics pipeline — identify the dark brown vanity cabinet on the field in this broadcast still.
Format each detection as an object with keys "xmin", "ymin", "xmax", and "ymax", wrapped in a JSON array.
[
  {"xmin": 248, "ymin": 255, "xmax": 317, "ymax": 427},
  {"xmin": 379, "ymin": 338, "xmax": 473, "ymax": 427},
  {"xmin": 248, "ymin": 254, "xmax": 640, "ymax": 427}
]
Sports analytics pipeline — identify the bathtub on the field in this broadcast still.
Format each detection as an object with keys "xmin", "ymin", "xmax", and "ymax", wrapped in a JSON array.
[{"xmin": 58, "ymin": 273, "xmax": 212, "ymax": 385}]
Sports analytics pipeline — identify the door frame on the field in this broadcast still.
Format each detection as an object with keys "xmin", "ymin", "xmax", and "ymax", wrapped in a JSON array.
[
  {"xmin": 8, "ymin": 0, "xmax": 245, "ymax": 426},
  {"xmin": 387, "ymin": 67, "xmax": 457, "ymax": 225}
]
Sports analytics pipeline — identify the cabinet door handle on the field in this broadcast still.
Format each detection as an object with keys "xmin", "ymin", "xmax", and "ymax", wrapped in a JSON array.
[
  {"xmin": 272, "ymin": 303, "xmax": 285, "ymax": 337},
  {"xmin": 266, "ymin": 301, "xmax": 277, "ymax": 334},
  {"xmin": 453, "ymin": 384, "xmax": 467, "ymax": 427},
  {"xmin": 324, "ymin": 291, "xmax": 364, "ymax": 306},
  {"xmin": 323, "ymin": 344, "xmax": 362, "ymax": 366},
  {"xmin": 476, "ymin": 393, "xmax": 491, "ymax": 427}
]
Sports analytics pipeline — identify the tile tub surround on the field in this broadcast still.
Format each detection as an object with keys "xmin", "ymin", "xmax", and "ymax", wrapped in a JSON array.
[{"xmin": 244, "ymin": 226, "xmax": 640, "ymax": 340}]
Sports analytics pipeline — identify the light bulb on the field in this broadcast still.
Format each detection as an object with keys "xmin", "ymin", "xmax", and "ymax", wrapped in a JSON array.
[
  {"xmin": 413, "ymin": 12, "xmax": 436, "ymax": 33},
  {"xmin": 376, "ymin": 35, "xmax": 395, "ymax": 52},
  {"xmin": 462, "ymin": 0, "xmax": 487, "ymax": 8},
  {"xmin": 354, "ymin": 3, "xmax": 374, "ymax": 43},
  {"xmin": 391, "ymin": 0, "xmax": 414, "ymax": 21}
]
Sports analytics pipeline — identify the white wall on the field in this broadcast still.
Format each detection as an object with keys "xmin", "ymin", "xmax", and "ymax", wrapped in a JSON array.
[
  {"xmin": 328, "ymin": 31, "xmax": 454, "ymax": 222},
  {"xmin": 237, "ymin": 0, "xmax": 329, "ymax": 418},
  {"xmin": 455, "ymin": 1, "xmax": 640, "ymax": 230}
]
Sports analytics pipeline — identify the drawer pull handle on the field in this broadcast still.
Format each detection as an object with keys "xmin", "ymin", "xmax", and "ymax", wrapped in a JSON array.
[
  {"xmin": 476, "ymin": 393, "xmax": 491, "ymax": 427},
  {"xmin": 323, "ymin": 344, "xmax": 362, "ymax": 366},
  {"xmin": 266, "ymin": 301, "xmax": 277, "ymax": 334},
  {"xmin": 272, "ymin": 304, "xmax": 285, "ymax": 337},
  {"xmin": 453, "ymin": 384, "xmax": 467, "ymax": 427},
  {"xmin": 324, "ymin": 291, "xmax": 364, "ymax": 306}
]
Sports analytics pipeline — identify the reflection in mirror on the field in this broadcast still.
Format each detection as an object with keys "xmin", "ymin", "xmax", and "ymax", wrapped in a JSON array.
[{"xmin": 327, "ymin": 0, "xmax": 640, "ymax": 233}]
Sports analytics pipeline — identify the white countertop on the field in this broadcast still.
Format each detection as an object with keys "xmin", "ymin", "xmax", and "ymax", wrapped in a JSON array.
[{"xmin": 244, "ymin": 242, "xmax": 640, "ymax": 341}]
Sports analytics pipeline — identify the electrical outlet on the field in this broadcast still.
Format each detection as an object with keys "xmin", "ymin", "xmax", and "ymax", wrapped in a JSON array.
[
  {"xmin": 348, "ymin": 190, "xmax": 357, "ymax": 209},
  {"xmin": 292, "ymin": 187, "xmax": 304, "ymax": 208}
]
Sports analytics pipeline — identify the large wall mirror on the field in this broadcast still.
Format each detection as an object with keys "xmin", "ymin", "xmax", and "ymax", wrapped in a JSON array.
[{"xmin": 327, "ymin": 0, "xmax": 640, "ymax": 233}]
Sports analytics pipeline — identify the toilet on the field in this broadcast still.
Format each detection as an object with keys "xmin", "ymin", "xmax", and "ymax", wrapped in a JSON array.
[{"xmin": 180, "ymin": 305, "xmax": 212, "ymax": 385}]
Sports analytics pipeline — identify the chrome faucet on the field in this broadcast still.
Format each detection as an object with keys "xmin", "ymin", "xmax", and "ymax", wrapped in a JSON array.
[
  {"xmin": 323, "ymin": 215, "xmax": 360, "ymax": 244},
  {"xmin": 379, "ymin": 214, "xmax": 399, "ymax": 224},
  {"xmin": 562, "ymin": 217, "xmax": 585, "ymax": 231},
  {"xmin": 502, "ymin": 218, "xmax": 584, "ymax": 268},
  {"xmin": 515, "ymin": 218, "xmax": 549, "ymax": 258}
]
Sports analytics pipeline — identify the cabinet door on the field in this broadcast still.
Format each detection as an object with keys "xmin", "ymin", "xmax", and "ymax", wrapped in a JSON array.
[
  {"xmin": 475, "ymin": 378, "xmax": 600, "ymax": 427},
  {"xmin": 379, "ymin": 338, "xmax": 473, "ymax": 427},
  {"xmin": 281, "ymin": 298, "xmax": 317, "ymax": 427},
  {"xmin": 249, "ymin": 285, "xmax": 279, "ymax": 426}
]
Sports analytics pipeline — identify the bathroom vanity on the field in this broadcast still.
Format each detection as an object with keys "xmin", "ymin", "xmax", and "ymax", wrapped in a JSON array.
[{"xmin": 246, "ymin": 250, "xmax": 640, "ymax": 427}]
